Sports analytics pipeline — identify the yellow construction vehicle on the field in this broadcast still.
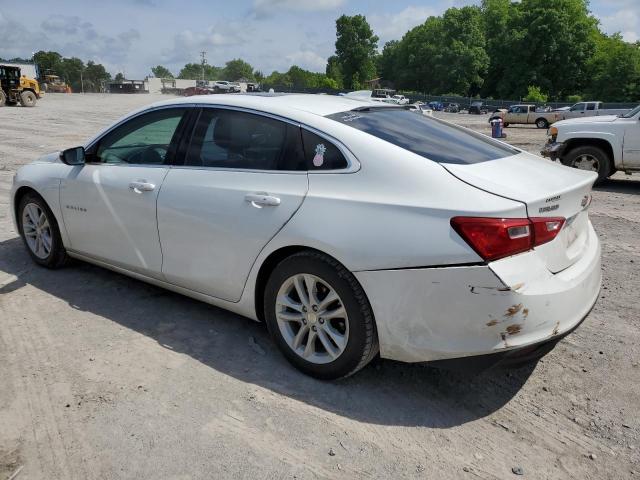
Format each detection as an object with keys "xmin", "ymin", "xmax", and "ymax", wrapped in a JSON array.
[
  {"xmin": 42, "ymin": 74, "xmax": 70, "ymax": 93},
  {"xmin": 0, "ymin": 64, "xmax": 40, "ymax": 107}
]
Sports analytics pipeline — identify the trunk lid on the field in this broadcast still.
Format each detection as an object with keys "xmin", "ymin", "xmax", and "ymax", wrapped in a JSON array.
[{"xmin": 443, "ymin": 151, "xmax": 596, "ymax": 273}]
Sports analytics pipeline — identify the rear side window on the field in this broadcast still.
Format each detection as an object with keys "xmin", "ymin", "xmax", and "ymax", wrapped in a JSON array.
[
  {"xmin": 301, "ymin": 129, "xmax": 348, "ymax": 170},
  {"xmin": 186, "ymin": 109, "xmax": 306, "ymax": 171},
  {"xmin": 326, "ymin": 108, "xmax": 518, "ymax": 164}
]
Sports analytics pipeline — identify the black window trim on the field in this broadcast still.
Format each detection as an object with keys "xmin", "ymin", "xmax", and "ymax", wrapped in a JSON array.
[
  {"xmin": 84, "ymin": 105, "xmax": 195, "ymax": 166},
  {"xmin": 170, "ymin": 104, "xmax": 360, "ymax": 174}
]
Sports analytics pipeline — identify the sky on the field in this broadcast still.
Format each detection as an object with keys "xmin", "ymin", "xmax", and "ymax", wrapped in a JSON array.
[{"xmin": 0, "ymin": 0, "xmax": 638, "ymax": 79}]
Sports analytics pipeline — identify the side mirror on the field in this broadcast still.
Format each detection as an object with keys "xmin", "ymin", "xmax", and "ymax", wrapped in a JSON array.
[{"xmin": 61, "ymin": 146, "xmax": 85, "ymax": 165}]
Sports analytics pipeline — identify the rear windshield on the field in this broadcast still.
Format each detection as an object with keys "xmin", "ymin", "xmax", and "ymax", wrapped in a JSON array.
[{"xmin": 326, "ymin": 108, "xmax": 517, "ymax": 164}]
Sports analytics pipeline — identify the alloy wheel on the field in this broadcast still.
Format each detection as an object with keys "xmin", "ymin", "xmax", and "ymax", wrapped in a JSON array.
[
  {"xmin": 22, "ymin": 203, "xmax": 52, "ymax": 259},
  {"xmin": 275, "ymin": 273, "xmax": 349, "ymax": 364}
]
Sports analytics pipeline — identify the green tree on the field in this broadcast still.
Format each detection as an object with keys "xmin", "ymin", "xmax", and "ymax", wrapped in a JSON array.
[
  {"xmin": 84, "ymin": 61, "xmax": 111, "ymax": 92},
  {"xmin": 480, "ymin": 0, "xmax": 511, "ymax": 97},
  {"xmin": 222, "ymin": 59, "xmax": 254, "ymax": 81},
  {"xmin": 333, "ymin": 14, "xmax": 378, "ymax": 89},
  {"xmin": 60, "ymin": 57, "xmax": 85, "ymax": 92},
  {"xmin": 177, "ymin": 63, "xmax": 222, "ymax": 80},
  {"xmin": 33, "ymin": 50, "xmax": 63, "ymax": 78},
  {"xmin": 325, "ymin": 55, "xmax": 343, "ymax": 88},
  {"xmin": 151, "ymin": 65, "xmax": 173, "ymax": 78},
  {"xmin": 114, "ymin": 72, "xmax": 125, "ymax": 82},
  {"xmin": 393, "ymin": 6, "xmax": 488, "ymax": 95},
  {"xmin": 488, "ymin": 0, "xmax": 599, "ymax": 99},
  {"xmin": 584, "ymin": 32, "xmax": 640, "ymax": 102},
  {"xmin": 253, "ymin": 70, "xmax": 265, "ymax": 82},
  {"xmin": 377, "ymin": 40, "xmax": 399, "ymax": 85},
  {"xmin": 523, "ymin": 85, "xmax": 548, "ymax": 102}
]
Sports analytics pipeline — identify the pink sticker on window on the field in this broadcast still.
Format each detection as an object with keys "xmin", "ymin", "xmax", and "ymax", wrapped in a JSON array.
[{"xmin": 313, "ymin": 143, "xmax": 326, "ymax": 167}]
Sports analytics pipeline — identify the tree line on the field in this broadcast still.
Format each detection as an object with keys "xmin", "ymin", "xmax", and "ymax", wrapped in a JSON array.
[{"xmin": 328, "ymin": 0, "xmax": 640, "ymax": 102}]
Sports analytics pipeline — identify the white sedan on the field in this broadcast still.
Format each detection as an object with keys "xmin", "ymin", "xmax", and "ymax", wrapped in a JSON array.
[{"xmin": 11, "ymin": 94, "xmax": 602, "ymax": 379}]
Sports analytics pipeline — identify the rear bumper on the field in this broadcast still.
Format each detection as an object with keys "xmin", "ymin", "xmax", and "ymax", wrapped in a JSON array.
[
  {"xmin": 354, "ymin": 222, "xmax": 601, "ymax": 363},
  {"xmin": 541, "ymin": 141, "xmax": 566, "ymax": 160}
]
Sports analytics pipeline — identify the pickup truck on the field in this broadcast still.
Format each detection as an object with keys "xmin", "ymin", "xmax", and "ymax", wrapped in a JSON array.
[
  {"xmin": 541, "ymin": 104, "xmax": 640, "ymax": 184},
  {"xmin": 557, "ymin": 101, "xmax": 630, "ymax": 120},
  {"xmin": 490, "ymin": 104, "xmax": 562, "ymax": 128}
]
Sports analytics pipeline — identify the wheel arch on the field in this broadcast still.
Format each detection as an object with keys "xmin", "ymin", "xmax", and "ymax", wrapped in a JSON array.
[
  {"xmin": 13, "ymin": 185, "xmax": 65, "ymax": 241},
  {"xmin": 535, "ymin": 117, "xmax": 549, "ymax": 127},
  {"xmin": 253, "ymin": 245, "xmax": 347, "ymax": 322},
  {"xmin": 563, "ymin": 138, "xmax": 615, "ymax": 173}
]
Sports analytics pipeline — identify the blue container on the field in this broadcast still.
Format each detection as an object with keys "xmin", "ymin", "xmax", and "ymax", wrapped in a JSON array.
[{"xmin": 490, "ymin": 118, "xmax": 503, "ymax": 138}]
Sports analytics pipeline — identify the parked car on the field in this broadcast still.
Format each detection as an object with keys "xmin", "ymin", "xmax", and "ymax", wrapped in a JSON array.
[
  {"xmin": 408, "ymin": 103, "xmax": 433, "ymax": 116},
  {"xmin": 428, "ymin": 101, "xmax": 444, "ymax": 111},
  {"xmin": 183, "ymin": 86, "xmax": 211, "ymax": 97},
  {"xmin": 558, "ymin": 101, "xmax": 630, "ymax": 120},
  {"xmin": 211, "ymin": 81, "xmax": 239, "ymax": 93},
  {"xmin": 541, "ymin": 104, "xmax": 640, "ymax": 184},
  {"xmin": 444, "ymin": 102, "xmax": 460, "ymax": 113},
  {"xmin": 468, "ymin": 101, "xmax": 488, "ymax": 114},
  {"xmin": 392, "ymin": 94, "xmax": 409, "ymax": 105},
  {"xmin": 11, "ymin": 94, "xmax": 601, "ymax": 379},
  {"xmin": 490, "ymin": 104, "xmax": 562, "ymax": 129}
]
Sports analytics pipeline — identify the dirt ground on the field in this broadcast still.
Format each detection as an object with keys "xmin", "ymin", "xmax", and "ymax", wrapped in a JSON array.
[{"xmin": 0, "ymin": 94, "xmax": 639, "ymax": 480}]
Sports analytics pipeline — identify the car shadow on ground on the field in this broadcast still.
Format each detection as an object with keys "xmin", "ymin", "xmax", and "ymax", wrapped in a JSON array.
[
  {"xmin": 0, "ymin": 236, "xmax": 538, "ymax": 428},
  {"xmin": 594, "ymin": 177, "xmax": 640, "ymax": 194}
]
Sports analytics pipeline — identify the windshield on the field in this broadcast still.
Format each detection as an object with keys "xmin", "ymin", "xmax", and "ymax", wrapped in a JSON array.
[
  {"xmin": 326, "ymin": 107, "xmax": 518, "ymax": 164},
  {"xmin": 620, "ymin": 105, "xmax": 640, "ymax": 118}
]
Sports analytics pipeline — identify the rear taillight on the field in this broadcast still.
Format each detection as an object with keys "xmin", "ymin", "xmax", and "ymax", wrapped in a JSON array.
[{"xmin": 451, "ymin": 216, "xmax": 565, "ymax": 262}]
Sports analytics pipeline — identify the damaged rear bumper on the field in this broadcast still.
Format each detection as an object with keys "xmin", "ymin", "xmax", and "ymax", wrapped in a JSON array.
[{"xmin": 354, "ymin": 222, "xmax": 601, "ymax": 363}]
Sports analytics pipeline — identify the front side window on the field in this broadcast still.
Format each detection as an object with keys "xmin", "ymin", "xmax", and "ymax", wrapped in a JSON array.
[
  {"xmin": 94, "ymin": 108, "xmax": 186, "ymax": 164},
  {"xmin": 586, "ymin": 103, "xmax": 596, "ymax": 111},
  {"xmin": 186, "ymin": 109, "xmax": 306, "ymax": 171},
  {"xmin": 327, "ymin": 107, "xmax": 518, "ymax": 164}
]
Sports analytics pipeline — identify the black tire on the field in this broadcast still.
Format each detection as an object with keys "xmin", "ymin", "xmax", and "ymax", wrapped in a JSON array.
[
  {"xmin": 535, "ymin": 118, "xmax": 549, "ymax": 129},
  {"xmin": 18, "ymin": 192, "xmax": 68, "ymax": 268},
  {"xmin": 264, "ymin": 251, "xmax": 379, "ymax": 380},
  {"xmin": 0, "ymin": 90, "xmax": 6, "ymax": 107},
  {"xmin": 562, "ymin": 145, "xmax": 611, "ymax": 185},
  {"xmin": 20, "ymin": 90, "xmax": 37, "ymax": 107}
]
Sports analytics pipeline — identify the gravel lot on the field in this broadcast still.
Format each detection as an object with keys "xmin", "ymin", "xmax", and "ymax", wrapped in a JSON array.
[{"xmin": 0, "ymin": 94, "xmax": 639, "ymax": 479}]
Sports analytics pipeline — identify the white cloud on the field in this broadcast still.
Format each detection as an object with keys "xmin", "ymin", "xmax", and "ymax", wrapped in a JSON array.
[
  {"xmin": 599, "ymin": 7, "xmax": 639, "ymax": 42},
  {"xmin": 285, "ymin": 50, "xmax": 327, "ymax": 71},
  {"xmin": 252, "ymin": 0, "xmax": 345, "ymax": 18},
  {"xmin": 369, "ymin": 5, "xmax": 436, "ymax": 44}
]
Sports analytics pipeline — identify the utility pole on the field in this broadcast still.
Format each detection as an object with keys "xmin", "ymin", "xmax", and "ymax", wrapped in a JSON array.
[{"xmin": 200, "ymin": 51, "xmax": 207, "ymax": 83}]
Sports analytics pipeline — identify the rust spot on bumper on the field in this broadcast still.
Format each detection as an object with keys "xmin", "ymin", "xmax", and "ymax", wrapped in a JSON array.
[
  {"xmin": 551, "ymin": 321, "xmax": 560, "ymax": 336},
  {"xmin": 505, "ymin": 324, "xmax": 522, "ymax": 335},
  {"xmin": 504, "ymin": 304, "xmax": 523, "ymax": 317},
  {"xmin": 522, "ymin": 308, "xmax": 529, "ymax": 318},
  {"xmin": 486, "ymin": 319, "xmax": 499, "ymax": 327}
]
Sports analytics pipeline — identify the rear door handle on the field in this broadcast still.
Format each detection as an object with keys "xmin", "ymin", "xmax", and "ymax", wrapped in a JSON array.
[
  {"xmin": 129, "ymin": 181, "xmax": 156, "ymax": 193},
  {"xmin": 245, "ymin": 193, "xmax": 281, "ymax": 207}
]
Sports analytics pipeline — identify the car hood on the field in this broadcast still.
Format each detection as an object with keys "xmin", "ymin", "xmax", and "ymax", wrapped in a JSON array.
[{"xmin": 554, "ymin": 115, "xmax": 619, "ymax": 126}]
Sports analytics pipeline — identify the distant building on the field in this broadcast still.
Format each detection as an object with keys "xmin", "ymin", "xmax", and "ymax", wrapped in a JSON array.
[{"xmin": 109, "ymin": 79, "xmax": 148, "ymax": 93}]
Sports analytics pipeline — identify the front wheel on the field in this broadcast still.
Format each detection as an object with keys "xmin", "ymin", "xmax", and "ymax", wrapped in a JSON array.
[
  {"xmin": 0, "ymin": 90, "xmax": 6, "ymax": 107},
  {"xmin": 18, "ymin": 193, "xmax": 68, "ymax": 268},
  {"xmin": 264, "ymin": 251, "xmax": 378, "ymax": 379},
  {"xmin": 20, "ymin": 90, "xmax": 37, "ymax": 107},
  {"xmin": 562, "ymin": 145, "xmax": 611, "ymax": 185}
]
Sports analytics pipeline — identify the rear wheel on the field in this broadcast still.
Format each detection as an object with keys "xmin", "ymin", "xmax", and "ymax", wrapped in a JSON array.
[
  {"xmin": 20, "ymin": 90, "xmax": 37, "ymax": 107},
  {"xmin": 18, "ymin": 193, "xmax": 68, "ymax": 268},
  {"xmin": 562, "ymin": 145, "xmax": 611, "ymax": 185},
  {"xmin": 264, "ymin": 251, "xmax": 378, "ymax": 379},
  {"xmin": 535, "ymin": 118, "xmax": 549, "ymax": 129},
  {"xmin": 0, "ymin": 90, "xmax": 6, "ymax": 107}
]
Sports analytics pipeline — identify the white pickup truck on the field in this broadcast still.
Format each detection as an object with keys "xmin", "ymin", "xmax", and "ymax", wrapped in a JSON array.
[
  {"xmin": 541, "ymin": 104, "xmax": 640, "ymax": 183},
  {"xmin": 557, "ymin": 101, "xmax": 630, "ymax": 120}
]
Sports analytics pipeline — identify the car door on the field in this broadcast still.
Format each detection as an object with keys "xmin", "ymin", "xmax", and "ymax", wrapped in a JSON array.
[
  {"xmin": 60, "ymin": 107, "xmax": 189, "ymax": 279},
  {"xmin": 622, "ymin": 117, "xmax": 640, "ymax": 168},
  {"xmin": 156, "ymin": 107, "xmax": 310, "ymax": 302}
]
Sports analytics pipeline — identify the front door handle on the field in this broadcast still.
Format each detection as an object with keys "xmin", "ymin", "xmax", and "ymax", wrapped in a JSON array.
[
  {"xmin": 129, "ymin": 181, "xmax": 156, "ymax": 193},
  {"xmin": 245, "ymin": 193, "xmax": 281, "ymax": 207}
]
